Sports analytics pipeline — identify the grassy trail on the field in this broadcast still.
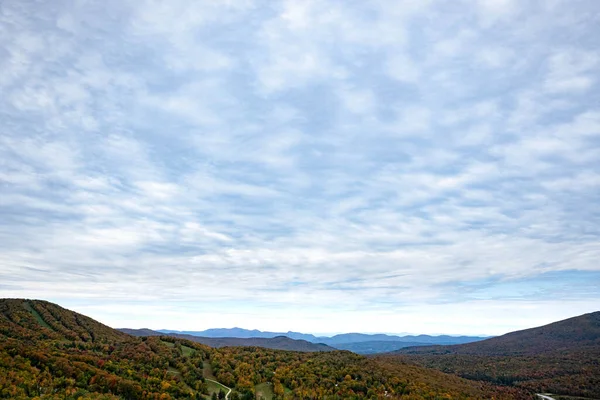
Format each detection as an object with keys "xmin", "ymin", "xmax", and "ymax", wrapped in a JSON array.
[{"xmin": 205, "ymin": 379, "xmax": 232, "ymax": 400}]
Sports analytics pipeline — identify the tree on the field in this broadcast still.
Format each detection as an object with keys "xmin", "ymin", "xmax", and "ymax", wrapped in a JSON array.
[
  {"xmin": 212, "ymin": 392, "xmax": 218, "ymax": 400},
  {"xmin": 218, "ymin": 388, "xmax": 226, "ymax": 399},
  {"xmin": 273, "ymin": 380, "xmax": 284, "ymax": 398}
]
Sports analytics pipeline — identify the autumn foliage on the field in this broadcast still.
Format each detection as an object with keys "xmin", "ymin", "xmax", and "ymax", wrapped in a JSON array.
[{"xmin": 1, "ymin": 299, "xmax": 532, "ymax": 399}]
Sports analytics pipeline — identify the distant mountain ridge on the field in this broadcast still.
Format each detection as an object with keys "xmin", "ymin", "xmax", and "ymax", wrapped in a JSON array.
[
  {"xmin": 324, "ymin": 332, "xmax": 488, "ymax": 345},
  {"xmin": 160, "ymin": 327, "xmax": 319, "ymax": 342},
  {"xmin": 156, "ymin": 327, "xmax": 488, "ymax": 353},
  {"xmin": 121, "ymin": 328, "xmax": 335, "ymax": 352}
]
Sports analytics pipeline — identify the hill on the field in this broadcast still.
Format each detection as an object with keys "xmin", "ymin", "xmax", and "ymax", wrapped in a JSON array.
[
  {"xmin": 122, "ymin": 328, "xmax": 334, "ymax": 352},
  {"xmin": 119, "ymin": 327, "xmax": 163, "ymax": 337},
  {"xmin": 0, "ymin": 298, "xmax": 529, "ymax": 399},
  {"xmin": 0, "ymin": 298, "xmax": 214, "ymax": 399},
  {"xmin": 333, "ymin": 340, "xmax": 431, "ymax": 354},
  {"xmin": 396, "ymin": 311, "xmax": 600, "ymax": 356},
  {"xmin": 0, "ymin": 298, "xmax": 129, "ymax": 343},
  {"xmin": 173, "ymin": 334, "xmax": 335, "ymax": 352},
  {"xmin": 387, "ymin": 311, "xmax": 600, "ymax": 398}
]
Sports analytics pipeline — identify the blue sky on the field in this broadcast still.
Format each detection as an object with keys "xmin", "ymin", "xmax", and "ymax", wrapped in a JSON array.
[{"xmin": 1, "ymin": 0, "xmax": 599, "ymax": 335}]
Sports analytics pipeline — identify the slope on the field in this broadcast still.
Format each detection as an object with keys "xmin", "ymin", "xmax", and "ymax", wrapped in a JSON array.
[
  {"xmin": 0, "ymin": 298, "xmax": 129, "ymax": 343},
  {"xmin": 387, "ymin": 311, "xmax": 600, "ymax": 398},
  {"xmin": 0, "ymin": 298, "xmax": 214, "ymax": 399},
  {"xmin": 396, "ymin": 311, "xmax": 600, "ymax": 356}
]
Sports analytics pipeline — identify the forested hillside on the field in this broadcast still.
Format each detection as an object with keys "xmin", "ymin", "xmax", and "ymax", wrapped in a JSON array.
[
  {"xmin": 396, "ymin": 311, "xmax": 600, "ymax": 356},
  {"xmin": 121, "ymin": 329, "xmax": 334, "ymax": 352},
  {"xmin": 207, "ymin": 346, "xmax": 528, "ymax": 399},
  {"xmin": 331, "ymin": 341, "xmax": 430, "ymax": 355},
  {"xmin": 387, "ymin": 312, "xmax": 600, "ymax": 399},
  {"xmin": 0, "ymin": 298, "xmax": 529, "ymax": 399}
]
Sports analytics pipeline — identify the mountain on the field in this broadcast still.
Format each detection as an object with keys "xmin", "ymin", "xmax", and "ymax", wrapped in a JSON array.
[
  {"xmin": 123, "ymin": 328, "xmax": 334, "ymax": 352},
  {"xmin": 158, "ymin": 327, "xmax": 487, "ymax": 352},
  {"xmin": 159, "ymin": 327, "xmax": 319, "ymax": 342},
  {"xmin": 0, "ymin": 298, "xmax": 527, "ymax": 399},
  {"xmin": 387, "ymin": 311, "xmax": 600, "ymax": 399},
  {"xmin": 322, "ymin": 333, "xmax": 487, "ymax": 346},
  {"xmin": 176, "ymin": 335, "xmax": 334, "ymax": 352}
]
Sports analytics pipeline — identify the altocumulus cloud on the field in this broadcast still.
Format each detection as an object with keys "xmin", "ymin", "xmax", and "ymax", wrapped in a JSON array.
[{"xmin": 1, "ymin": 0, "xmax": 599, "ymax": 335}]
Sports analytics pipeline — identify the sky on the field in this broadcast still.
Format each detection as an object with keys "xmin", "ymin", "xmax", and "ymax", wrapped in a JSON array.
[{"xmin": 1, "ymin": 0, "xmax": 599, "ymax": 336}]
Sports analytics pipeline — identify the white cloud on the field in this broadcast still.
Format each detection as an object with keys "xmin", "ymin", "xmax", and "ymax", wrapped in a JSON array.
[
  {"xmin": 386, "ymin": 54, "xmax": 421, "ymax": 83},
  {"xmin": 476, "ymin": 0, "xmax": 518, "ymax": 26},
  {"xmin": 392, "ymin": 105, "xmax": 431, "ymax": 133},
  {"xmin": 338, "ymin": 86, "xmax": 376, "ymax": 115},
  {"xmin": 476, "ymin": 46, "xmax": 514, "ymax": 68},
  {"xmin": 0, "ymin": 0, "xmax": 599, "ymax": 335},
  {"xmin": 544, "ymin": 50, "xmax": 598, "ymax": 94}
]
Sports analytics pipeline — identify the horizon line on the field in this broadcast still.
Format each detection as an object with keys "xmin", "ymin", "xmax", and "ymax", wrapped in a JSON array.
[{"xmin": 133, "ymin": 327, "xmax": 495, "ymax": 338}]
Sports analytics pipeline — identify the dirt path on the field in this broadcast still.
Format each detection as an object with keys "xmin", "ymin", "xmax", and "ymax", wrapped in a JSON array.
[{"xmin": 205, "ymin": 378, "xmax": 232, "ymax": 400}]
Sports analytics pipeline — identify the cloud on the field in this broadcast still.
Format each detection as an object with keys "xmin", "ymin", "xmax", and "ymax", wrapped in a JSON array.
[
  {"xmin": 0, "ymin": 0, "xmax": 599, "ymax": 335},
  {"xmin": 544, "ymin": 50, "xmax": 598, "ymax": 93},
  {"xmin": 386, "ymin": 54, "xmax": 421, "ymax": 84}
]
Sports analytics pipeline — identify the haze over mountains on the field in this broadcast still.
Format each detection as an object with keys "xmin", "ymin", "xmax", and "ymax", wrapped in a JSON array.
[{"xmin": 147, "ymin": 327, "xmax": 488, "ymax": 354}]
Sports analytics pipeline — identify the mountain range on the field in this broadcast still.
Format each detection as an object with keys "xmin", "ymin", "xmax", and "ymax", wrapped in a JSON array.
[
  {"xmin": 153, "ymin": 327, "xmax": 487, "ymax": 354},
  {"xmin": 120, "ymin": 328, "xmax": 335, "ymax": 352}
]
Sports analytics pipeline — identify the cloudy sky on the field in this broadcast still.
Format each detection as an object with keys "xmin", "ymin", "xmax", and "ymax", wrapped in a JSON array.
[{"xmin": 1, "ymin": 0, "xmax": 599, "ymax": 336}]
